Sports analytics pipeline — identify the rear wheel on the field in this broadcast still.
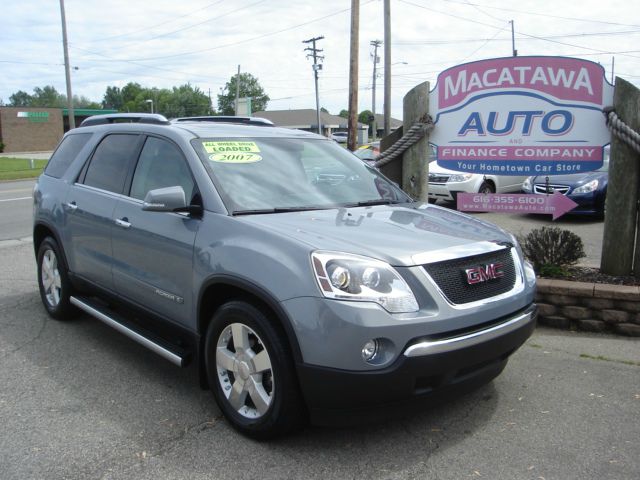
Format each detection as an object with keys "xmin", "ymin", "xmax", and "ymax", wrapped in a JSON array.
[
  {"xmin": 205, "ymin": 300, "xmax": 305, "ymax": 439},
  {"xmin": 37, "ymin": 237, "xmax": 77, "ymax": 320}
]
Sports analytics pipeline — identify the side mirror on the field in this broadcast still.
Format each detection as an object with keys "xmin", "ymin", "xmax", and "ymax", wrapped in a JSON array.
[{"xmin": 142, "ymin": 186, "xmax": 187, "ymax": 212}]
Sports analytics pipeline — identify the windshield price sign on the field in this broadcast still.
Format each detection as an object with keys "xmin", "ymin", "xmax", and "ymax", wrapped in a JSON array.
[{"xmin": 429, "ymin": 56, "xmax": 613, "ymax": 175}]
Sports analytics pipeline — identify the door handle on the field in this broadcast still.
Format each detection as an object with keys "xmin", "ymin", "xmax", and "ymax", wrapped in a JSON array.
[
  {"xmin": 115, "ymin": 218, "xmax": 131, "ymax": 229},
  {"xmin": 64, "ymin": 201, "xmax": 78, "ymax": 211}
]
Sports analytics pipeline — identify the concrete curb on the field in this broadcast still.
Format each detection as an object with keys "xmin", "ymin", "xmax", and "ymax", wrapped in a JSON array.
[{"xmin": 536, "ymin": 278, "xmax": 640, "ymax": 336}]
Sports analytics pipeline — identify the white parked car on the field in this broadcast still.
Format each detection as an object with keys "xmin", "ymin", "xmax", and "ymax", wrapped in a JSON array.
[
  {"xmin": 428, "ymin": 161, "xmax": 529, "ymax": 204},
  {"xmin": 331, "ymin": 131, "xmax": 348, "ymax": 143}
]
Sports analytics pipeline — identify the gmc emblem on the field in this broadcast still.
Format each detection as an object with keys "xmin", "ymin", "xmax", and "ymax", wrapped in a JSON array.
[{"xmin": 465, "ymin": 262, "xmax": 504, "ymax": 285}]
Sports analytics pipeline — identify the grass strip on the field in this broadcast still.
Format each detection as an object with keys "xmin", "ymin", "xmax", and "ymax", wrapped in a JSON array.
[{"xmin": 0, "ymin": 157, "xmax": 48, "ymax": 181}]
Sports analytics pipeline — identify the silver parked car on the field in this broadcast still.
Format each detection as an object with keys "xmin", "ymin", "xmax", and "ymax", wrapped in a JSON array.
[
  {"xmin": 428, "ymin": 161, "xmax": 530, "ymax": 204},
  {"xmin": 33, "ymin": 113, "xmax": 537, "ymax": 438}
]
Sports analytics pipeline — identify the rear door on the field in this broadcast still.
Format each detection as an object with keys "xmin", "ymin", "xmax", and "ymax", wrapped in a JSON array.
[
  {"xmin": 64, "ymin": 133, "xmax": 142, "ymax": 289},
  {"xmin": 111, "ymin": 135, "xmax": 201, "ymax": 325}
]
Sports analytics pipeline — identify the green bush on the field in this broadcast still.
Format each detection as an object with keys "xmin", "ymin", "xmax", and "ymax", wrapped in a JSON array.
[{"xmin": 520, "ymin": 226, "xmax": 585, "ymax": 274}]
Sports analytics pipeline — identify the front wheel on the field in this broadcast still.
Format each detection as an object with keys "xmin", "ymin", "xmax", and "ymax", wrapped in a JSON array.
[
  {"xmin": 478, "ymin": 181, "xmax": 495, "ymax": 194},
  {"xmin": 205, "ymin": 301, "xmax": 305, "ymax": 439}
]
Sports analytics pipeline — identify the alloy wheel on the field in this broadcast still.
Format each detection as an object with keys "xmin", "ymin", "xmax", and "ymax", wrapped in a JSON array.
[{"xmin": 216, "ymin": 323, "xmax": 274, "ymax": 419}]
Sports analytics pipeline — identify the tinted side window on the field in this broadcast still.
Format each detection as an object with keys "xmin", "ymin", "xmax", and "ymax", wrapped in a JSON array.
[
  {"xmin": 45, "ymin": 133, "xmax": 92, "ymax": 178},
  {"xmin": 83, "ymin": 134, "xmax": 139, "ymax": 194},
  {"xmin": 130, "ymin": 137, "xmax": 196, "ymax": 202}
]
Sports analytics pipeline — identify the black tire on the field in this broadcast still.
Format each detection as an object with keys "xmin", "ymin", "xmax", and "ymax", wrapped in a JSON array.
[
  {"xmin": 36, "ymin": 236, "xmax": 78, "ymax": 320},
  {"xmin": 478, "ymin": 181, "xmax": 495, "ymax": 194},
  {"xmin": 204, "ymin": 300, "xmax": 306, "ymax": 439}
]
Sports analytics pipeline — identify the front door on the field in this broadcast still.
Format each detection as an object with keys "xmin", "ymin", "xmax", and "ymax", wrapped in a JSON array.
[{"xmin": 111, "ymin": 136, "xmax": 201, "ymax": 325}]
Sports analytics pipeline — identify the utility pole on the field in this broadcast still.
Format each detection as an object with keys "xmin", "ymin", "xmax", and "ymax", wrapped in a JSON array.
[
  {"xmin": 370, "ymin": 40, "xmax": 382, "ymax": 141},
  {"xmin": 510, "ymin": 20, "xmax": 517, "ymax": 57},
  {"xmin": 383, "ymin": 0, "xmax": 391, "ymax": 136},
  {"xmin": 59, "ymin": 0, "xmax": 75, "ymax": 129},
  {"xmin": 611, "ymin": 56, "xmax": 615, "ymax": 84},
  {"xmin": 348, "ymin": 0, "xmax": 359, "ymax": 151},
  {"xmin": 303, "ymin": 36, "xmax": 325, "ymax": 135},
  {"xmin": 235, "ymin": 65, "xmax": 241, "ymax": 115}
]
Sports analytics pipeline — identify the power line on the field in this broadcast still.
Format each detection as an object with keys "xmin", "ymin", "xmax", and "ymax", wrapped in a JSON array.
[
  {"xmin": 434, "ymin": 0, "xmax": 640, "ymax": 28},
  {"xmin": 82, "ymin": 1, "xmax": 375, "ymax": 63},
  {"xmin": 83, "ymin": 0, "xmax": 226, "ymax": 43},
  {"xmin": 93, "ymin": 0, "xmax": 266, "ymax": 54},
  {"xmin": 399, "ymin": 0, "xmax": 640, "ymax": 60},
  {"xmin": 396, "ymin": 29, "xmax": 640, "ymax": 45}
]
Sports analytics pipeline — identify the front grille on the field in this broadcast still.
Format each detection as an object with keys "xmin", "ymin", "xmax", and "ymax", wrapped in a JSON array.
[
  {"xmin": 422, "ymin": 248, "xmax": 517, "ymax": 304},
  {"xmin": 429, "ymin": 174, "xmax": 450, "ymax": 183},
  {"xmin": 533, "ymin": 183, "xmax": 570, "ymax": 194}
]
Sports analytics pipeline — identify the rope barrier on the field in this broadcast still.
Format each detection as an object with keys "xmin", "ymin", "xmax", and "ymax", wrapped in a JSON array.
[
  {"xmin": 603, "ymin": 107, "xmax": 640, "ymax": 154},
  {"xmin": 373, "ymin": 115, "xmax": 435, "ymax": 168}
]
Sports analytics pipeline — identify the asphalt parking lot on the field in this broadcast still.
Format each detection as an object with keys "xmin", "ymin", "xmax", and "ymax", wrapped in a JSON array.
[{"xmin": 1, "ymin": 241, "xmax": 639, "ymax": 480}]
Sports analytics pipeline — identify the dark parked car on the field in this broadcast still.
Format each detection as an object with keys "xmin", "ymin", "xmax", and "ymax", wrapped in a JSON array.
[
  {"xmin": 33, "ymin": 113, "xmax": 537, "ymax": 438},
  {"xmin": 522, "ymin": 148, "xmax": 609, "ymax": 217}
]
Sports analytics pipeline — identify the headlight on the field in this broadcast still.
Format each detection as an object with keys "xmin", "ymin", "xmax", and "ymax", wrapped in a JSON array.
[
  {"xmin": 447, "ymin": 173, "xmax": 474, "ymax": 183},
  {"xmin": 572, "ymin": 179, "xmax": 598, "ymax": 194},
  {"xmin": 522, "ymin": 177, "xmax": 532, "ymax": 192},
  {"xmin": 311, "ymin": 251, "xmax": 419, "ymax": 313}
]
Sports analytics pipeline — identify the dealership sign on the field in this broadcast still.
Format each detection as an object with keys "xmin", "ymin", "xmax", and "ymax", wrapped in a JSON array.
[{"xmin": 429, "ymin": 56, "xmax": 613, "ymax": 175}]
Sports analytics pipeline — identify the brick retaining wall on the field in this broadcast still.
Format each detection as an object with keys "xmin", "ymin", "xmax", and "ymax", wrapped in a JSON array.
[{"xmin": 536, "ymin": 278, "xmax": 640, "ymax": 336}]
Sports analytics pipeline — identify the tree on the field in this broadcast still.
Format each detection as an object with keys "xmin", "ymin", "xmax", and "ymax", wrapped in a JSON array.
[
  {"xmin": 217, "ymin": 72, "xmax": 269, "ymax": 115},
  {"xmin": 30, "ymin": 86, "xmax": 66, "ymax": 107},
  {"xmin": 338, "ymin": 109, "xmax": 349, "ymax": 118},
  {"xmin": 358, "ymin": 109, "xmax": 374, "ymax": 124},
  {"xmin": 102, "ymin": 86, "xmax": 124, "ymax": 110},
  {"xmin": 320, "ymin": 107, "xmax": 329, "ymax": 113},
  {"xmin": 162, "ymin": 84, "xmax": 211, "ymax": 118},
  {"xmin": 9, "ymin": 90, "xmax": 33, "ymax": 107}
]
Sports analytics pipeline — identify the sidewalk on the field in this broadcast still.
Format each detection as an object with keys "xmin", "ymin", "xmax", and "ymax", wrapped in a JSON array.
[{"xmin": 1, "ymin": 151, "xmax": 52, "ymax": 160}]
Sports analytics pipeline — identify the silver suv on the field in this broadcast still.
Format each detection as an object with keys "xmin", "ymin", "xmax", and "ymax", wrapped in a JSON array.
[{"xmin": 33, "ymin": 113, "xmax": 537, "ymax": 438}]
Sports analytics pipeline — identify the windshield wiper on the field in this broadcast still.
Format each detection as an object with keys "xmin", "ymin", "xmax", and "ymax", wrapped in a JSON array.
[
  {"xmin": 233, "ymin": 206, "xmax": 332, "ymax": 216},
  {"xmin": 344, "ymin": 199, "xmax": 403, "ymax": 208}
]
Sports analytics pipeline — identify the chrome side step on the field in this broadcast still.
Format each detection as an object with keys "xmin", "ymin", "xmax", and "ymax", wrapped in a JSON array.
[{"xmin": 70, "ymin": 296, "xmax": 185, "ymax": 367}]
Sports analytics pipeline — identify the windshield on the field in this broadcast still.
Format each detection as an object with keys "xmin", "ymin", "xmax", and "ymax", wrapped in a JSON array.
[{"xmin": 193, "ymin": 137, "xmax": 411, "ymax": 214}]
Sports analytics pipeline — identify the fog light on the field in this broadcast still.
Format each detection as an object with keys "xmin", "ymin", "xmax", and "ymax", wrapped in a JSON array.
[{"xmin": 362, "ymin": 339, "xmax": 379, "ymax": 362}]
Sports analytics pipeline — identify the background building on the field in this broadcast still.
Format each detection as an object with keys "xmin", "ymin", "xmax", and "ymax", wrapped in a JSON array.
[{"xmin": 0, "ymin": 107, "xmax": 116, "ymax": 153}]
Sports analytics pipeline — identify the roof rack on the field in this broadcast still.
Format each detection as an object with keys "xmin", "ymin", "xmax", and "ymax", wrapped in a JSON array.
[
  {"xmin": 171, "ymin": 116, "xmax": 274, "ymax": 127},
  {"xmin": 80, "ymin": 113, "xmax": 170, "ymax": 127}
]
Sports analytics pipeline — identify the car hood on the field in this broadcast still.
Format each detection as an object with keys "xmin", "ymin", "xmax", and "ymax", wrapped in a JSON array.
[
  {"xmin": 239, "ymin": 203, "xmax": 512, "ymax": 267},
  {"xmin": 428, "ymin": 161, "xmax": 466, "ymax": 176}
]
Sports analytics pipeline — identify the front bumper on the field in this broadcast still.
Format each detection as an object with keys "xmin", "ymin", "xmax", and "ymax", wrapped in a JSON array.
[
  {"xmin": 428, "ymin": 178, "xmax": 478, "ymax": 202},
  {"xmin": 297, "ymin": 303, "xmax": 537, "ymax": 425}
]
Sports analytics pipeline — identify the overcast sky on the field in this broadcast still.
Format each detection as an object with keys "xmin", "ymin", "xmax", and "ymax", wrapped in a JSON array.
[{"xmin": 1, "ymin": 0, "xmax": 638, "ymax": 119}]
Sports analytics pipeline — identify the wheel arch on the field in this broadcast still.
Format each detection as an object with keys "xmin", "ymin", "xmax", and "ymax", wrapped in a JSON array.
[
  {"xmin": 33, "ymin": 222, "xmax": 69, "ymax": 269},
  {"xmin": 196, "ymin": 275, "xmax": 303, "ymax": 387},
  {"xmin": 478, "ymin": 178, "xmax": 496, "ymax": 193}
]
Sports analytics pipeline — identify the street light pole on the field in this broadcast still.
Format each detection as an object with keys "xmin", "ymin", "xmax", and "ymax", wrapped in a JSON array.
[
  {"xmin": 383, "ymin": 0, "xmax": 391, "ymax": 136},
  {"xmin": 370, "ymin": 40, "xmax": 382, "ymax": 141},
  {"xmin": 59, "ymin": 0, "xmax": 75, "ymax": 130},
  {"xmin": 145, "ymin": 99, "xmax": 154, "ymax": 114},
  {"xmin": 303, "ymin": 36, "xmax": 324, "ymax": 135}
]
